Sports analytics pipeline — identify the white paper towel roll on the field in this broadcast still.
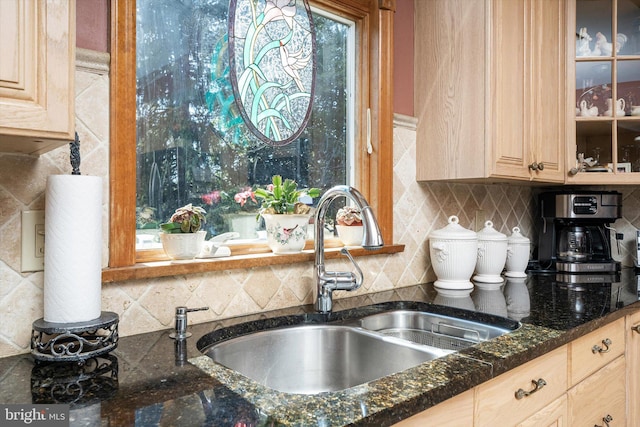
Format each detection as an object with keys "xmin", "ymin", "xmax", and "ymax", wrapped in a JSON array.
[{"xmin": 44, "ymin": 175, "xmax": 103, "ymax": 323}]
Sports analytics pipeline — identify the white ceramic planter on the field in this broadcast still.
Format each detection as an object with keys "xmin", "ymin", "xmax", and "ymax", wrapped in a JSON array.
[
  {"xmin": 336, "ymin": 225, "xmax": 364, "ymax": 246},
  {"xmin": 262, "ymin": 214, "xmax": 310, "ymax": 254},
  {"xmin": 474, "ymin": 220, "xmax": 507, "ymax": 283},
  {"xmin": 429, "ymin": 216, "xmax": 477, "ymax": 290},
  {"xmin": 160, "ymin": 230, "xmax": 206, "ymax": 260},
  {"xmin": 224, "ymin": 213, "xmax": 258, "ymax": 240}
]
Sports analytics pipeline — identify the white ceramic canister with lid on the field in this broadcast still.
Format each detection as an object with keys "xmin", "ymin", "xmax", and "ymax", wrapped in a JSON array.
[
  {"xmin": 429, "ymin": 215, "xmax": 477, "ymax": 290},
  {"xmin": 473, "ymin": 220, "xmax": 508, "ymax": 283},
  {"xmin": 505, "ymin": 226, "xmax": 531, "ymax": 277}
]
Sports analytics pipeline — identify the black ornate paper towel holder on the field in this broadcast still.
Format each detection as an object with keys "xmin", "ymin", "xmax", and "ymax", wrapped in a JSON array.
[{"xmin": 30, "ymin": 312, "xmax": 119, "ymax": 362}]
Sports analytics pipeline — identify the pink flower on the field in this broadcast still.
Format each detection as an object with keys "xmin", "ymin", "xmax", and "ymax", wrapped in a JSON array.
[
  {"xmin": 234, "ymin": 192, "xmax": 246, "ymax": 207},
  {"xmin": 234, "ymin": 188, "xmax": 257, "ymax": 207},
  {"xmin": 201, "ymin": 190, "xmax": 221, "ymax": 205}
]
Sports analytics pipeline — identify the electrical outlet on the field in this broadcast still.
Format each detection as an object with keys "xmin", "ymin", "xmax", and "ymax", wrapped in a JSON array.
[{"xmin": 21, "ymin": 210, "xmax": 45, "ymax": 272}]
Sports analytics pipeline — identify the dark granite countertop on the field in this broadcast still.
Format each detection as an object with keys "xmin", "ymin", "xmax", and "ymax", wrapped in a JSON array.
[{"xmin": 2, "ymin": 268, "xmax": 640, "ymax": 426}]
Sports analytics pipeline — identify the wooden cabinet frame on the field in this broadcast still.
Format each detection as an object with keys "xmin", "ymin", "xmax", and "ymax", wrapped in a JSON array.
[{"xmin": 0, "ymin": 0, "xmax": 76, "ymax": 155}]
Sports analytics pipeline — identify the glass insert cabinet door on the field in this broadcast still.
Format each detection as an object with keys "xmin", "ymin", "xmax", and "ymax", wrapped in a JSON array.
[{"xmin": 572, "ymin": 0, "xmax": 640, "ymax": 178}]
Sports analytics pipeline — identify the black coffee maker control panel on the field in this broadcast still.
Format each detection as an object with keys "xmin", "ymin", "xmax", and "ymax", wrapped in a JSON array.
[
  {"xmin": 541, "ymin": 191, "xmax": 622, "ymax": 220},
  {"xmin": 572, "ymin": 196, "xmax": 598, "ymax": 215}
]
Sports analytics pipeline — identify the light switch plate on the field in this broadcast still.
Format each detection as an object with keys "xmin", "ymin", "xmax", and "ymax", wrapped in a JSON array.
[{"xmin": 21, "ymin": 210, "xmax": 45, "ymax": 272}]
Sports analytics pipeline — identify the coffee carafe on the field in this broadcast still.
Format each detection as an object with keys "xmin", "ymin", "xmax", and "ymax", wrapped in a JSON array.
[{"xmin": 557, "ymin": 225, "xmax": 592, "ymax": 262}]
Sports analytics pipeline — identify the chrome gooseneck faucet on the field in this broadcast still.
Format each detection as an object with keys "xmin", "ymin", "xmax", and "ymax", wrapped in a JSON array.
[{"xmin": 314, "ymin": 186, "xmax": 384, "ymax": 313}]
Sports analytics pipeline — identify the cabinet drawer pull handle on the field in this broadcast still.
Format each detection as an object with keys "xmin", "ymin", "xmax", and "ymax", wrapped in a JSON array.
[
  {"xmin": 632, "ymin": 324, "xmax": 640, "ymax": 334},
  {"xmin": 595, "ymin": 414, "xmax": 613, "ymax": 427},
  {"xmin": 592, "ymin": 338, "xmax": 612, "ymax": 354},
  {"xmin": 514, "ymin": 378, "xmax": 546, "ymax": 400}
]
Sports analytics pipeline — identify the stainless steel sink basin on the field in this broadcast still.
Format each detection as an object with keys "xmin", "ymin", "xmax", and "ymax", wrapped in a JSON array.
[
  {"xmin": 201, "ymin": 324, "xmax": 450, "ymax": 394},
  {"xmin": 197, "ymin": 304, "xmax": 520, "ymax": 395},
  {"xmin": 353, "ymin": 309, "xmax": 516, "ymax": 351}
]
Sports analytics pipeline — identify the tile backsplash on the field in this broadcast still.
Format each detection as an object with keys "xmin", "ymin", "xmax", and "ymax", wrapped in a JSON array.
[{"xmin": 1, "ymin": 53, "xmax": 638, "ymax": 358}]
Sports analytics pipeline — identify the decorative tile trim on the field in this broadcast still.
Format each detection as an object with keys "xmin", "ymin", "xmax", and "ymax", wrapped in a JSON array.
[
  {"xmin": 76, "ymin": 48, "xmax": 110, "ymax": 75},
  {"xmin": 393, "ymin": 113, "xmax": 418, "ymax": 130}
]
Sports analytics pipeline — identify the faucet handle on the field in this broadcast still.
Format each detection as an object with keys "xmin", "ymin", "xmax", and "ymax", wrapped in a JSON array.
[
  {"xmin": 339, "ymin": 248, "xmax": 363, "ymax": 289},
  {"xmin": 170, "ymin": 306, "xmax": 209, "ymax": 340}
]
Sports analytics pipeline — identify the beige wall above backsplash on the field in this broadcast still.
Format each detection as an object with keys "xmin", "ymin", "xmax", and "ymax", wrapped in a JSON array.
[{"xmin": 1, "ymin": 54, "xmax": 639, "ymax": 358}]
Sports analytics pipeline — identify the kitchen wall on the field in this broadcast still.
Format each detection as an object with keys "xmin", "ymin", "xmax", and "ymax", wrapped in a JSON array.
[
  {"xmin": 393, "ymin": 0, "xmax": 414, "ymax": 116},
  {"xmin": 76, "ymin": 0, "xmax": 108, "ymax": 52}
]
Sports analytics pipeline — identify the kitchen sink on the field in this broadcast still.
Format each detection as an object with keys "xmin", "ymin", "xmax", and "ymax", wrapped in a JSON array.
[
  {"xmin": 197, "ymin": 303, "xmax": 520, "ymax": 394},
  {"xmin": 200, "ymin": 324, "xmax": 450, "ymax": 394}
]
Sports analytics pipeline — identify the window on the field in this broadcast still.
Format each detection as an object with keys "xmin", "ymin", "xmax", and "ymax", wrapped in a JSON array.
[
  {"xmin": 107, "ymin": 0, "xmax": 395, "ymax": 276},
  {"xmin": 135, "ymin": 1, "xmax": 355, "ymax": 248}
]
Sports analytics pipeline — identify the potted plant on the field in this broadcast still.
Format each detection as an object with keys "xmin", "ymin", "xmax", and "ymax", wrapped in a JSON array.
[
  {"xmin": 159, "ymin": 204, "xmax": 207, "ymax": 259},
  {"xmin": 335, "ymin": 206, "xmax": 364, "ymax": 246},
  {"xmin": 226, "ymin": 188, "xmax": 260, "ymax": 239},
  {"xmin": 201, "ymin": 187, "xmax": 260, "ymax": 239},
  {"xmin": 254, "ymin": 175, "xmax": 320, "ymax": 254}
]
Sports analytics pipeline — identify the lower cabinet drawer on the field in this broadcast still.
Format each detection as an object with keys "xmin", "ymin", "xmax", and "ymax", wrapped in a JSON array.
[
  {"xmin": 474, "ymin": 345, "xmax": 568, "ymax": 427},
  {"xmin": 517, "ymin": 394, "xmax": 567, "ymax": 427},
  {"xmin": 568, "ymin": 355, "xmax": 626, "ymax": 426},
  {"xmin": 392, "ymin": 389, "xmax": 473, "ymax": 427},
  {"xmin": 569, "ymin": 317, "xmax": 625, "ymax": 386}
]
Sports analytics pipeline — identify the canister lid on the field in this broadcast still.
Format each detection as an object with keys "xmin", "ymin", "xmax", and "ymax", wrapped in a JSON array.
[
  {"xmin": 507, "ymin": 226, "xmax": 530, "ymax": 244},
  {"xmin": 477, "ymin": 220, "xmax": 507, "ymax": 241},
  {"xmin": 429, "ymin": 215, "xmax": 477, "ymax": 240}
]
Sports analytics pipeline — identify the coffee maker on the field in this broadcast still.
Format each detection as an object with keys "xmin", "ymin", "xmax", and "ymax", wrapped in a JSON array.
[{"xmin": 537, "ymin": 191, "xmax": 622, "ymax": 273}]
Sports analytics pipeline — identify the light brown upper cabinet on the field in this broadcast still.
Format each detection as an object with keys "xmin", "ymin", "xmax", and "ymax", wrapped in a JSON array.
[
  {"xmin": 0, "ymin": 0, "xmax": 76, "ymax": 155},
  {"xmin": 415, "ymin": 0, "xmax": 566, "ymax": 183},
  {"xmin": 567, "ymin": 0, "xmax": 640, "ymax": 184}
]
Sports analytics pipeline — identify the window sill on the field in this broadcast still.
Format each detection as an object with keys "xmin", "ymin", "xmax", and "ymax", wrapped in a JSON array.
[{"xmin": 101, "ymin": 243, "xmax": 405, "ymax": 283}]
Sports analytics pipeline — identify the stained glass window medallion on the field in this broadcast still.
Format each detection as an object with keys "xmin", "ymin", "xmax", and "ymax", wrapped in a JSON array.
[{"xmin": 228, "ymin": 0, "xmax": 316, "ymax": 146}]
